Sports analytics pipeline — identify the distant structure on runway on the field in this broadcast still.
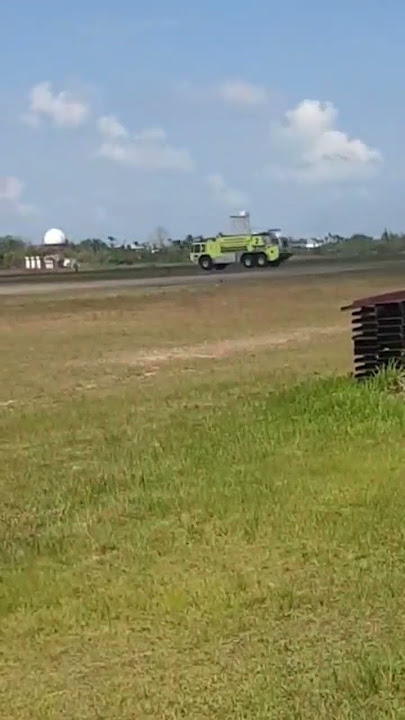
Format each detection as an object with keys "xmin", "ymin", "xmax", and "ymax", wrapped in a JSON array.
[
  {"xmin": 230, "ymin": 210, "xmax": 251, "ymax": 234},
  {"xmin": 24, "ymin": 227, "xmax": 79, "ymax": 272}
]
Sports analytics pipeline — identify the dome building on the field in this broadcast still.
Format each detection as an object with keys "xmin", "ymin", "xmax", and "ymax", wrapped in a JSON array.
[
  {"xmin": 43, "ymin": 228, "xmax": 67, "ymax": 248},
  {"xmin": 24, "ymin": 227, "xmax": 78, "ymax": 271}
]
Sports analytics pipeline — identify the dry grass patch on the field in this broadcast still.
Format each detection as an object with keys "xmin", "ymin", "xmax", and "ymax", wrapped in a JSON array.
[{"xmin": 2, "ymin": 268, "xmax": 401, "ymax": 406}]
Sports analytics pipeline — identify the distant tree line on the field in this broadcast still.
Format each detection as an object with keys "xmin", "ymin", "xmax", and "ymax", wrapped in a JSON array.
[
  {"xmin": 296, "ymin": 230, "xmax": 405, "ymax": 258},
  {"xmin": 0, "ymin": 227, "xmax": 195, "ymax": 269},
  {"xmin": 1, "ymin": 228, "xmax": 405, "ymax": 270}
]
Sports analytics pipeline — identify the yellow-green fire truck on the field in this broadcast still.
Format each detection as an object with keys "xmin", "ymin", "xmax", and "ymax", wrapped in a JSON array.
[{"xmin": 189, "ymin": 229, "xmax": 292, "ymax": 271}]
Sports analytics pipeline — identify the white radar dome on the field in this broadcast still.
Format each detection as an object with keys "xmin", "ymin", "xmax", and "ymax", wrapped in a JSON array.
[{"xmin": 43, "ymin": 228, "xmax": 66, "ymax": 246}]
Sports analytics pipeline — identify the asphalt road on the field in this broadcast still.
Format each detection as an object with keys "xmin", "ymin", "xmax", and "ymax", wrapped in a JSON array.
[{"xmin": 1, "ymin": 260, "xmax": 404, "ymax": 296}]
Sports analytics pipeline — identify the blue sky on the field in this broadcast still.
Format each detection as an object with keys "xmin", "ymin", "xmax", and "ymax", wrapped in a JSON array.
[{"xmin": 0, "ymin": 0, "xmax": 404, "ymax": 241}]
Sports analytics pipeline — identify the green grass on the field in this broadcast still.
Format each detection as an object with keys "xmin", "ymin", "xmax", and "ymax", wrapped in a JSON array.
[{"xmin": 2, "ymin": 366, "xmax": 405, "ymax": 718}]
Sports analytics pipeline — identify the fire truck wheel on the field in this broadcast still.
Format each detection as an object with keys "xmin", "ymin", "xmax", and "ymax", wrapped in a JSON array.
[
  {"xmin": 256, "ymin": 253, "xmax": 268, "ymax": 268},
  {"xmin": 199, "ymin": 255, "xmax": 213, "ymax": 271},
  {"xmin": 241, "ymin": 253, "xmax": 255, "ymax": 268}
]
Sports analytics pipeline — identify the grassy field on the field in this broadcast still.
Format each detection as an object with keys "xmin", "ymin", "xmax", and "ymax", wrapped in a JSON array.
[{"xmin": 1, "ymin": 268, "xmax": 405, "ymax": 718}]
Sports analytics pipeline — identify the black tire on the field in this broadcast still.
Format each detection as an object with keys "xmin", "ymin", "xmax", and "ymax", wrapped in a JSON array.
[
  {"xmin": 241, "ymin": 253, "xmax": 255, "ymax": 269},
  {"xmin": 199, "ymin": 255, "xmax": 213, "ymax": 271},
  {"xmin": 256, "ymin": 252, "xmax": 268, "ymax": 268},
  {"xmin": 268, "ymin": 258, "xmax": 281, "ymax": 268},
  {"xmin": 214, "ymin": 263, "xmax": 228, "ymax": 271}
]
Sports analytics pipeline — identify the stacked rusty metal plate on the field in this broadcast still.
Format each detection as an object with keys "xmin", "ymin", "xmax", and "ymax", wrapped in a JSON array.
[{"xmin": 341, "ymin": 290, "xmax": 405, "ymax": 379}]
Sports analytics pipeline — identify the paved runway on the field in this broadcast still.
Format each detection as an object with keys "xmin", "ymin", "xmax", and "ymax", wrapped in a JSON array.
[{"xmin": 0, "ymin": 260, "xmax": 403, "ymax": 296}]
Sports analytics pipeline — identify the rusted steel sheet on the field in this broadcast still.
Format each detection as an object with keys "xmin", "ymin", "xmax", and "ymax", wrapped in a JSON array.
[{"xmin": 341, "ymin": 290, "xmax": 405, "ymax": 379}]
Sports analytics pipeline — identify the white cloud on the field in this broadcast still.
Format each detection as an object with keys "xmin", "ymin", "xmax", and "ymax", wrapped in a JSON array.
[
  {"xmin": 97, "ymin": 115, "xmax": 128, "ymax": 140},
  {"xmin": 207, "ymin": 173, "xmax": 248, "ymax": 208},
  {"xmin": 0, "ymin": 176, "xmax": 23, "ymax": 202},
  {"xmin": 133, "ymin": 128, "xmax": 167, "ymax": 142},
  {"xmin": 176, "ymin": 79, "xmax": 270, "ymax": 109},
  {"xmin": 96, "ymin": 115, "xmax": 193, "ymax": 171},
  {"xmin": 217, "ymin": 80, "xmax": 269, "ymax": 107},
  {"xmin": 0, "ymin": 176, "xmax": 36, "ymax": 215},
  {"xmin": 23, "ymin": 82, "xmax": 90, "ymax": 128},
  {"xmin": 267, "ymin": 99, "xmax": 382, "ymax": 183}
]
